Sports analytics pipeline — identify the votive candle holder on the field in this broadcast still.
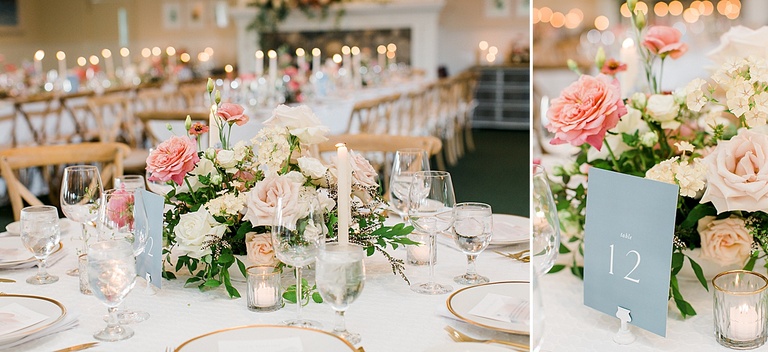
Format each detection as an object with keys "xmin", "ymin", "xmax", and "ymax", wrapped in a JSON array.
[
  {"xmin": 247, "ymin": 265, "xmax": 283, "ymax": 312},
  {"xmin": 713, "ymin": 270, "xmax": 768, "ymax": 350},
  {"xmin": 407, "ymin": 232, "xmax": 436, "ymax": 266}
]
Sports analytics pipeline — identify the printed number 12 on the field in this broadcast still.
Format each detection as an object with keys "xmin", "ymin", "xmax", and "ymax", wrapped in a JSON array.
[{"xmin": 608, "ymin": 244, "xmax": 641, "ymax": 283}]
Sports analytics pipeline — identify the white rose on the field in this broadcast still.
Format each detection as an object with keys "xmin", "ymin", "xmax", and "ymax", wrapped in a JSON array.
[
  {"xmin": 174, "ymin": 208, "xmax": 227, "ymax": 259},
  {"xmin": 708, "ymin": 26, "xmax": 768, "ymax": 67},
  {"xmin": 298, "ymin": 156, "xmax": 328, "ymax": 179},
  {"xmin": 285, "ymin": 170, "xmax": 306, "ymax": 184},
  {"xmin": 188, "ymin": 158, "xmax": 216, "ymax": 191},
  {"xmin": 243, "ymin": 175, "xmax": 302, "ymax": 227},
  {"xmin": 646, "ymin": 94, "xmax": 680, "ymax": 129},
  {"xmin": 216, "ymin": 149, "xmax": 238, "ymax": 169},
  {"xmin": 264, "ymin": 105, "xmax": 329, "ymax": 144},
  {"xmin": 697, "ymin": 216, "xmax": 753, "ymax": 266}
]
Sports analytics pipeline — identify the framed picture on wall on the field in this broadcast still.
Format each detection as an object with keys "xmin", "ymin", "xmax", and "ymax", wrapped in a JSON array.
[
  {"xmin": 163, "ymin": 2, "xmax": 182, "ymax": 29},
  {"xmin": 0, "ymin": 0, "xmax": 22, "ymax": 34},
  {"xmin": 187, "ymin": 1, "xmax": 205, "ymax": 28},
  {"xmin": 484, "ymin": 0, "xmax": 511, "ymax": 18}
]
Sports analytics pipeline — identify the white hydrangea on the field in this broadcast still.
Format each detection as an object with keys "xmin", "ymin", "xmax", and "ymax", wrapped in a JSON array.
[
  {"xmin": 645, "ymin": 158, "xmax": 678, "ymax": 185},
  {"xmin": 205, "ymin": 193, "xmax": 246, "ymax": 218},
  {"xmin": 252, "ymin": 126, "xmax": 291, "ymax": 174},
  {"xmin": 645, "ymin": 157, "xmax": 707, "ymax": 198},
  {"xmin": 684, "ymin": 78, "xmax": 708, "ymax": 112}
]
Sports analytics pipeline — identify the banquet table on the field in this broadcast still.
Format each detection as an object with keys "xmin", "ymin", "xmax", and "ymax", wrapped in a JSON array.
[
  {"xmin": 0, "ymin": 218, "xmax": 529, "ymax": 352},
  {"xmin": 540, "ymin": 270, "xmax": 736, "ymax": 351}
]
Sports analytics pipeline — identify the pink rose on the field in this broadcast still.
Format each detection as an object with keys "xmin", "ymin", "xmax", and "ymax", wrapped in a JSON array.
[
  {"xmin": 146, "ymin": 136, "xmax": 199, "ymax": 185},
  {"xmin": 349, "ymin": 151, "xmax": 378, "ymax": 189},
  {"xmin": 105, "ymin": 188, "xmax": 134, "ymax": 228},
  {"xmin": 697, "ymin": 216, "xmax": 753, "ymax": 266},
  {"xmin": 700, "ymin": 128, "xmax": 768, "ymax": 213},
  {"xmin": 243, "ymin": 175, "xmax": 302, "ymax": 227},
  {"xmin": 546, "ymin": 74, "xmax": 626, "ymax": 151},
  {"xmin": 245, "ymin": 232, "xmax": 277, "ymax": 266},
  {"xmin": 216, "ymin": 103, "xmax": 249, "ymax": 126},
  {"xmin": 642, "ymin": 26, "xmax": 688, "ymax": 59}
]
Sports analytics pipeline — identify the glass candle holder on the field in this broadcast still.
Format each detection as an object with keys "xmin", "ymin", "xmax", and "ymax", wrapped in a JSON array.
[
  {"xmin": 78, "ymin": 254, "xmax": 92, "ymax": 295},
  {"xmin": 406, "ymin": 232, "xmax": 436, "ymax": 266},
  {"xmin": 713, "ymin": 270, "xmax": 768, "ymax": 350},
  {"xmin": 247, "ymin": 266, "xmax": 283, "ymax": 312}
]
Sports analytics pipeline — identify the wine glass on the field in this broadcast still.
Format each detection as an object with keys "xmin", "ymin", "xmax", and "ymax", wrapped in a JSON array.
[
  {"xmin": 97, "ymin": 188, "xmax": 150, "ymax": 324},
  {"xmin": 88, "ymin": 240, "xmax": 137, "ymax": 341},
  {"xmin": 532, "ymin": 164, "xmax": 561, "ymax": 277},
  {"xmin": 316, "ymin": 243, "xmax": 366, "ymax": 344},
  {"xmin": 452, "ymin": 202, "xmax": 493, "ymax": 285},
  {"xmin": 408, "ymin": 170, "xmax": 455, "ymax": 295},
  {"xmin": 20, "ymin": 205, "xmax": 61, "ymax": 285},
  {"xmin": 389, "ymin": 148, "xmax": 430, "ymax": 220},
  {"xmin": 60, "ymin": 165, "xmax": 103, "ymax": 276},
  {"xmin": 271, "ymin": 194, "xmax": 325, "ymax": 328},
  {"xmin": 114, "ymin": 175, "xmax": 146, "ymax": 191}
]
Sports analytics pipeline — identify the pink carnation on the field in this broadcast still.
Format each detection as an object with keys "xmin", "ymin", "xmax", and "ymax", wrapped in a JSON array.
[
  {"xmin": 146, "ymin": 136, "xmax": 200, "ymax": 185},
  {"xmin": 216, "ymin": 103, "xmax": 249, "ymax": 126},
  {"xmin": 642, "ymin": 26, "xmax": 688, "ymax": 59},
  {"xmin": 546, "ymin": 74, "xmax": 626, "ymax": 151}
]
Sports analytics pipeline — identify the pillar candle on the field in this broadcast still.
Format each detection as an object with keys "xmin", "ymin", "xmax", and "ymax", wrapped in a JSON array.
[
  {"xmin": 34, "ymin": 50, "xmax": 45, "ymax": 76},
  {"xmin": 209, "ymin": 104, "xmax": 220, "ymax": 148},
  {"xmin": 254, "ymin": 282, "xmax": 277, "ymax": 307},
  {"xmin": 351, "ymin": 46, "xmax": 362, "ymax": 88},
  {"xmin": 56, "ymin": 51, "xmax": 67, "ymax": 80},
  {"xmin": 255, "ymin": 50, "xmax": 264, "ymax": 76},
  {"xmin": 336, "ymin": 143, "xmax": 350, "ymax": 245},
  {"xmin": 268, "ymin": 50, "xmax": 277, "ymax": 90},
  {"xmin": 102, "ymin": 49, "xmax": 115, "ymax": 79},
  {"xmin": 377, "ymin": 45, "xmax": 386, "ymax": 68},
  {"xmin": 312, "ymin": 48, "xmax": 321, "ymax": 80},
  {"xmin": 296, "ymin": 48, "xmax": 306, "ymax": 78},
  {"xmin": 341, "ymin": 46, "xmax": 351, "ymax": 84},
  {"xmin": 120, "ymin": 48, "xmax": 130, "ymax": 69}
]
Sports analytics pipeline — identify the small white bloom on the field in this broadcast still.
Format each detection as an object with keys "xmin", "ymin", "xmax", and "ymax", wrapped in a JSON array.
[
  {"xmin": 675, "ymin": 141, "xmax": 694, "ymax": 154},
  {"xmin": 630, "ymin": 92, "xmax": 647, "ymax": 110},
  {"xmin": 216, "ymin": 149, "xmax": 238, "ymax": 170},
  {"xmin": 640, "ymin": 131, "xmax": 658, "ymax": 147},
  {"xmin": 188, "ymin": 158, "xmax": 216, "ymax": 191},
  {"xmin": 675, "ymin": 159, "xmax": 707, "ymax": 198},
  {"xmin": 297, "ymin": 156, "xmax": 328, "ymax": 179},
  {"xmin": 645, "ymin": 157, "xmax": 678, "ymax": 185},
  {"xmin": 233, "ymin": 141, "xmax": 250, "ymax": 162},
  {"xmin": 204, "ymin": 148, "xmax": 216, "ymax": 159},
  {"xmin": 210, "ymin": 174, "xmax": 222, "ymax": 185},
  {"xmin": 646, "ymin": 94, "xmax": 680, "ymax": 129}
]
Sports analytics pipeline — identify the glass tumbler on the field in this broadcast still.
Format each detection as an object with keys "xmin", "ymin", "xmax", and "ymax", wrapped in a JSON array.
[
  {"xmin": 247, "ymin": 266, "xmax": 284, "ymax": 312},
  {"xmin": 713, "ymin": 270, "xmax": 768, "ymax": 350}
]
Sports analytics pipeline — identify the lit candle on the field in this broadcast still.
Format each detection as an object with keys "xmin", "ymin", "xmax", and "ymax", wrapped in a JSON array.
[
  {"xmin": 166, "ymin": 46, "xmax": 176, "ymax": 76},
  {"xmin": 341, "ymin": 45, "xmax": 351, "ymax": 83},
  {"xmin": 34, "ymin": 50, "xmax": 45, "ymax": 76},
  {"xmin": 255, "ymin": 50, "xmax": 264, "ymax": 76},
  {"xmin": 120, "ymin": 47, "xmax": 130, "ymax": 69},
  {"xmin": 254, "ymin": 282, "xmax": 277, "ymax": 307},
  {"xmin": 101, "ymin": 49, "xmax": 114, "ymax": 79},
  {"xmin": 377, "ymin": 45, "xmax": 386, "ymax": 68},
  {"xmin": 56, "ymin": 51, "xmax": 67, "ymax": 80},
  {"xmin": 619, "ymin": 38, "xmax": 639, "ymax": 98},
  {"xmin": 209, "ymin": 103, "xmax": 220, "ymax": 148},
  {"xmin": 351, "ymin": 46, "xmax": 361, "ymax": 88},
  {"xmin": 407, "ymin": 233, "xmax": 432, "ymax": 264},
  {"xmin": 387, "ymin": 43, "xmax": 397, "ymax": 68},
  {"xmin": 311, "ymin": 48, "xmax": 321, "ymax": 80},
  {"xmin": 336, "ymin": 143, "xmax": 350, "ymax": 245},
  {"xmin": 478, "ymin": 41, "xmax": 489, "ymax": 65},
  {"xmin": 729, "ymin": 304, "xmax": 762, "ymax": 341},
  {"xmin": 268, "ymin": 49, "xmax": 277, "ymax": 90},
  {"xmin": 296, "ymin": 48, "xmax": 306, "ymax": 78}
]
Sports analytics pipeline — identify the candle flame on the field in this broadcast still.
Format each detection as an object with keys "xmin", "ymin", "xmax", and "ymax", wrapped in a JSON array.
[
  {"xmin": 312, "ymin": 48, "xmax": 321, "ymax": 56},
  {"xmin": 34, "ymin": 50, "xmax": 45, "ymax": 61},
  {"xmin": 255, "ymin": 50, "xmax": 264, "ymax": 59},
  {"xmin": 56, "ymin": 51, "xmax": 66, "ymax": 60}
]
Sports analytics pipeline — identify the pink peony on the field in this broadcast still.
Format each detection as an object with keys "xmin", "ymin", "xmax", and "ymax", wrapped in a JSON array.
[
  {"xmin": 216, "ymin": 103, "xmax": 249, "ymax": 126},
  {"xmin": 700, "ymin": 128, "xmax": 768, "ymax": 213},
  {"xmin": 642, "ymin": 26, "xmax": 688, "ymax": 59},
  {"xmin": 146, "ymin": 136, "xmax": 200, "ymax": 185},
  {"xmin": 546, "ymin": 74, "xmax": 626, "ymax": 151},
  {"xmin": 245, "ymin": 232, "xmax": 278, "ymax": 266}
]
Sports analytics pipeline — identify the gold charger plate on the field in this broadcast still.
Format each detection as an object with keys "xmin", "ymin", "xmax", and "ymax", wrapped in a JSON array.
[
  {"xmin": 0, "ymin": 293, "xmax": 67, "ymax": 345},
  {"xmin": 175, "ymin": 324, "xmax": 357, "ymax": 351},
  {"xmin": 446, "ymin": 280, "xmax": 530, "ymax": 335}
]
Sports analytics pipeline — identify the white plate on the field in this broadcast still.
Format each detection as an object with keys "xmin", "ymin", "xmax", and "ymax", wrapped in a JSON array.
[
  {"xmin": 175, "ymin": 325, "xmax": 357, "ymax": 352},
  {"xmin": 0, "ymin": 294, "xmax": 67, "ymax": 345},
  {"xmin": 424, "ymin": 342, "xmax": 513, "ymax": 352},
  {"xmin": 4, "ymin": 221, "xmax": 20, "ymax": 236},
  {"xmin": 4, "ymin": 219, "xmax": 73, "ymax": 237},
  {"xmin": 447, "ymin": 281, "xmax": 530, "ymax": 335},
  {"xmin": 491, "ymin": 214, "xmax": 528, "ymax": 246},
  {"xmin": 0, "ymin": 237, "xmax": 63, "ymax": 266}
]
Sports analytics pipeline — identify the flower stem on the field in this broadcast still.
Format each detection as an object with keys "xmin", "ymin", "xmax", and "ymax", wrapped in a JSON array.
[
  {"xmin": 603, "ymin": 137, "xmax": 621, "ymax": 171},
  {"xmin": 184, "ymin": 177, "xmax": 198, "ymax": 203}
]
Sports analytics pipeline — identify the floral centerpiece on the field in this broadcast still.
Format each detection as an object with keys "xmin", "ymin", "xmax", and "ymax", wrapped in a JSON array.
[
  {"xmin": 546, "ymin": 0, "xmax": 768, "ymax": 318},
  {"xmin": 147, "ymin": 79, "xmax": 413, "ymax": 298},
  {"xmin": 248, "ymin": 0, "xmax": 346, "ymax": 49}
]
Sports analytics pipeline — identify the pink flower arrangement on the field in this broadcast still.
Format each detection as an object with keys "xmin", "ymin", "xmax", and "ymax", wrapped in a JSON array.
[
  {"xmin": 545, "ymin": 74, "xmax": 626, "ymax": 151},
  {"xmin": 642, "ymin": 26, "xmax": 688, "ymax": 60},
  {"xmin": 146, "ymin": 136, "xmax": 200, "ymax": 185},
  {"xmin": 216, "ymin": 103, "xmax": 249, "ymax": 126}
]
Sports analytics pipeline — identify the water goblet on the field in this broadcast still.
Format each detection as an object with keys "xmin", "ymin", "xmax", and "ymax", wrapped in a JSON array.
[
  {"xmin": 532, "ymin": 164, "xmax": 561, "ymax": 277},
  {"xmin": 88, "ymin": 240, "xmax": 137, "ymax": 341},
  {"xmin": 452, "ymin": 202, "xmax": 493, "ymax": 285},
  {"xmin": 408, "ymin": 170, "xmax": 455, "ymax": 295},
  {"xmin": 20, "ymin": 205, "xmax": 61, "ymax": 285},
  {"xmin": 60, "ymin": 165, "xmax": 103, "ymax": 276},
  {"xmin": 114, "ymin": 175, "xmax": 146, "ymax": 191},
  {"xmin": 272, "ymin": 194, "xmax": 326, "ymax": 328},
  {"xmin": 316, "ymin": 243, "xmax": 366, "ymax": 344},
  {"xmin": 389, "ymin": 148, "xmax": 430, "ymax": 220}
]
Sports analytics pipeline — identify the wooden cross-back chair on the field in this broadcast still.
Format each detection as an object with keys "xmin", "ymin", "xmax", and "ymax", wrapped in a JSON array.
[
  {"xmin": 135, "ymin": 87, "xmax": 184, "ymax": 112},
  {"xmin": 59, "ymin": 90, "xmax": 96, "ymax": 143},
  {"xmin": 179, "ymin": 82, "xmax": 209, "ymax": 109},
  {"xmin": 0, "ymin": 142, "xmax": 130, "ymax": 221},
  {"xmin": 14, "ymin": 93, "xmax": 74, "ymax": 145},
  {"xmin": 86, "ymin": 93, "xmax": 137, "ymax": 147}
]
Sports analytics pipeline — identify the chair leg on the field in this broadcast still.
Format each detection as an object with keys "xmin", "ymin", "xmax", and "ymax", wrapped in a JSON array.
[{"xmin": 464, "ymin": 120, "xmax": 475, "ymax": 152}]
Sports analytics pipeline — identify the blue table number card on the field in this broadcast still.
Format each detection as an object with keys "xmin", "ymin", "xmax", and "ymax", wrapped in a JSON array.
[
  {"xmin": 583, "ymin": 168, "xmax": 679, "ymax": 337},
  {"xmin": 135, "ymin": 189, "xmax": 164, "ymax": 289}
]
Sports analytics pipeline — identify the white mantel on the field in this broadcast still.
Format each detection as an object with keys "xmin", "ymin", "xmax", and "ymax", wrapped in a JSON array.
[{"xmin": 230, "ymin": 0, "xmax": 446, "ymax": 79}]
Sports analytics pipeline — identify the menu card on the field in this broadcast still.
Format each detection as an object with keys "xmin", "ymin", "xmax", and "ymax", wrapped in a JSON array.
[
  {"xmin": 583, "ymin": 168, "xmax": 678, "ymax": 337},
  {"xmin": 469, "ymin": 293, "xmax": 529, "ymax": 325},
  {"xmin": 0, "ymin": 303, "xmax": 48, "ymax": 336}
]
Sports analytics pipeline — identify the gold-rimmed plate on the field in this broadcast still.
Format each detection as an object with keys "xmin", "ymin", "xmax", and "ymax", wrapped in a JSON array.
[
  {"xmin": 175, "ymin": 324, "xmax": 357, "ymax": 351},
  {"xmin": 0, "ymin": 294, "xmax": 67, "ymax": 345},
  {"xmin": 0, "ymin": 237, "xmax": 63, "ymax": 267},
  {"xmin": 447, "ymin": 281, "xmax": 529, "ymax": 335}
]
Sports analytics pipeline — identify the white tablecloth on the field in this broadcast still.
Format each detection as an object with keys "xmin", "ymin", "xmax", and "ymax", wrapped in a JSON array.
[
  {"xmin": 0, "ymin": 219, "xmax": 528, "ymax": 351},
  {"xmin": 540, "ymin": 270, "xmax": 735, "ymax": 351}
]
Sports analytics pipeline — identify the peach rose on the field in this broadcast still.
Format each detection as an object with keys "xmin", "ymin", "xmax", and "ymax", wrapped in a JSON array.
[
  {"xmin": 243, "ymin": 175, "xmax": 302, "ymax": 227},
  {"xmin": 146, "ymin": 136, "xmax": 200, "ymax": 185},
  {"xmin": 546, "ymin": 74, "xmax": 626, "ymax": 151},
  {"xmin": 697, "ymin": 216, "xmax": 753, "ymax": 266},
  {"xmin": 216, "ymin": 103, "xmax": 249, "ymax": 126},
  {"xmin": 642, "ymin": 26, "xmax": 688, "ymax": 59},
  {"xmin": 700, "ymin": 128, "xmax": 768, "ymax": 213},
  {"xmin": 245, "ymin": 232, "xmax": 277, "ymax": 266}
]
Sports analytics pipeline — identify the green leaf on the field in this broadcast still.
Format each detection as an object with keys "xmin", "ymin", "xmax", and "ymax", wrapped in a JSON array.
[
  {"xmin": 203, "ymin": 279, "xmax": 222, "ymax": 288},
  {"xmin": 687, "ymin": 257, "xmax": 708, "ymax": 291},
  {"xmin": 744, "ymin": 252, "xmax": 758, "ymax": 272},
  {"xmin": 549, "ymin": 264, "xmax": 566, "ymax": 273},
  {"xmin": 218, "ymin": 252, "xmax": 235, "ymax": 265},
  {"xmin": 162, "ymin": 270, "xmax": 176, "ymax": 280},
  {"xmin": 559, "ymin": 243, "xmax": 571, "ymax": 254},
  {"xmin": 571, "ymin": 265, "xmax": 584, "ymax": 279},
  {"xmin": 312, "ymin": 292, "xmax": 323, "ymax": 303},
  {"xmin": 283, "ymin": 290, "xmax": 297, "ymax": 303},
  {"xmin": 225, "ymin": 283, "xmax": 241, "ymax": 298},
  {"xmin": 671, "ymin": 252, "xmax": 684, "ymax": 275},
  {"xmin": 236, "ymin": 257, "xmax": 247, "ymax": 278},
  {"xmin": 680, "ymin": 203, "xmax": 717, "ymax": 229}
]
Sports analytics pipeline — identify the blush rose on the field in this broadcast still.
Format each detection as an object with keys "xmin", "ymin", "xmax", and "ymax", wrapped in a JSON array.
[
  {"xmin": 146, "ymin": 136, "xmax": 200, "ymax": 185},
  {"xmin": 697, "ymin": 215, "xmax": 753, "ymax": 266}
]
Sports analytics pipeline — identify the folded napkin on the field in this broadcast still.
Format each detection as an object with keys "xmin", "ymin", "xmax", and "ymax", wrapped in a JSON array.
[
  {"xmin": 0, "ymin": 250, "xmax": 67, "ymax": 270},
  {"xmin": 0, "ymin": 313, "xmax": 79, "ymax": 350}
]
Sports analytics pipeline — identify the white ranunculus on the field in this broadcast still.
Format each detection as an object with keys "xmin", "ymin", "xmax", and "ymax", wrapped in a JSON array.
[
  {"xmin": 264, "ymin": 105, "xmax": 329, "ymax": 144},
  {"xmin": 708, "ymin": 26, "xmax": 768, "ymax": 67},
  {"xmin": 188, "ymin": 158, "xmax": 216, "ymax": 191},
  {"xmin": 174, "ymin": 208, "xmax": 226, "ymax": 259},
  {"xmin": 588, "ymin": 107, "xmax": 649, "ymax": 161},
  {"xmin": 216, "ymin": 149, "xmax": 238, "ymax": 169},
  {"xmin": 297, "ymin": 156, "xmax": 327, "ymax": 179},
  {"xmin": 646, "ymin": 94, "xmax": 680, "ymax": 129}
]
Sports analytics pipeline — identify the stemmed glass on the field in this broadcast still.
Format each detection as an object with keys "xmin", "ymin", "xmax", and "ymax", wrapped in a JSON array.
[
  {"xmin": 408, "ymin": 170, "xmax": 455, "ymax": 295},
  {"xmin": 88, "ymin": 240, "xmax": 137, "ymax": 341},
  {"xmin": 114, "ymin": 175, "xmax": 146, "ymax": 191},
  {"xmin": 316, "ymin": 243, "xmax": 366, "ymax": 344},
  {"xmin": 60, "ymin": 165, "xmax": 103, "ymax": 276},
  {"xmin": 20, "ymin": 205, "xmax": 61, "ymax": 285},
  {"xmin": 272, "ymin": 194, "xmax": 325, "ymax": 328},
  {"xmin": 452, "ymin": 202, "xmax": 493, "ymax": 285},
  {"xmin": 97, "ymin": 188, "xmax": 151, "ymax": 324},
  {"xmin": 532, "ymin": 164, "xmax": 561, "ymax": 277},
  {"xmin": 389, "ymin": 148, "xmax": 430, "ymax": 220}
]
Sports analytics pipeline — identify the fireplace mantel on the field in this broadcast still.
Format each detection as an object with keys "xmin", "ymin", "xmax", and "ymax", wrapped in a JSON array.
[{"xmin": 230, "ymin": 0, "xmax": 446, "ymax": 79}]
